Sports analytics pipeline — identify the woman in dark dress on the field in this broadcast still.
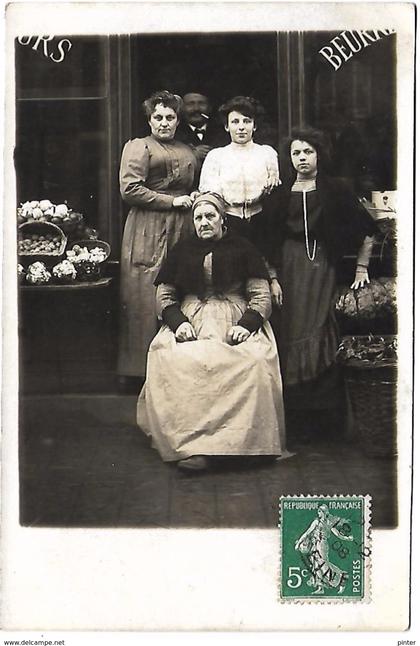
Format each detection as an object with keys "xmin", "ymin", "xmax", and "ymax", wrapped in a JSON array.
[
  {"xmin": 119, "ymin": 91, "xmax": 197, "ymax": 379},
  {"xmin": 269, "ymin": 127, "xmax": 378, "ymax": 434}
]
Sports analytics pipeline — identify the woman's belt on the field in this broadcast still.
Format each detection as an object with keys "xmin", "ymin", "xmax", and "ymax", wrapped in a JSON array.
[{"xmin": 225, "ymin": 200, "xmax": 262, "ymax": 220}]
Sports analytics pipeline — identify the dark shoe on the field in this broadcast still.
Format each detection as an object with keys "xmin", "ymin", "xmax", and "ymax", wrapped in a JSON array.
[{"xmin": 177, "ymin": 455, "xmax": 209, "ymax": 472}]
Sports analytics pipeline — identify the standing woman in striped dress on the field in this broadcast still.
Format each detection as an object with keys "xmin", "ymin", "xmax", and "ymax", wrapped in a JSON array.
[
  {"xmin": 118, "ymin": 91, "xmax": 197, "ymax": 379},
  {"xmin": 268, "ymin": 127, "xmax": 377, "ymax": 434}
]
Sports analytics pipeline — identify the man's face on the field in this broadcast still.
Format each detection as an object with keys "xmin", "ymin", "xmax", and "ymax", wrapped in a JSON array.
[{"xmin": 182, "ymin": 93, "xmax": 211, "ymax": 127}]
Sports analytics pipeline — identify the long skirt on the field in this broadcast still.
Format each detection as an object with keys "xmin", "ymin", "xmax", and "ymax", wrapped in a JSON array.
[
  {"xmin": 118, "ymin": 207, "xmax": 193, "ymax": 377},
  {"xmin": 137, "ymin": 294, "xmax": 288, "ymax": 461},
  {"xmin": 274, "ymin": 239, "xmax": 341, "ymax": 410}
]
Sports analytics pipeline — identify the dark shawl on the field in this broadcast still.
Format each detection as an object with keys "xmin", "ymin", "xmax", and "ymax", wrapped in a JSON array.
[
  {"xmin": 155, "ymin": 230, "xmax": 270, "ymax": 296},
  {"xmin": 263, "ymin": 174, "xmax": 378, "ymax": 266},
  {"xmin": 155, "ymin": 231, "xmax": 270, "ymax": 333}
]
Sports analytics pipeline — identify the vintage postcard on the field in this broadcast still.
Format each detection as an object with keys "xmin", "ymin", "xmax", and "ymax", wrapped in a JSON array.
[{"xmin": 1, "ymin": 1, "xmax": 415, "ymax": 637}]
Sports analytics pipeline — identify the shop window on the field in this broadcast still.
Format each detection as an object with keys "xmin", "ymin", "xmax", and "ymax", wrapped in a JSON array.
[
  {"xmin": 16, "ymin": 100, "xmax": 107, "ymax": 225},
  {"xmin": 303, "ymin": 31, "xmax": 397, "ymax": 195},
  {"xmin": 15, "ymin": 36, "xmax": 107, "ymax": 99},
  {"xmin": 15, "ymin": 36, "xmax": 111, "ymax": 240}
]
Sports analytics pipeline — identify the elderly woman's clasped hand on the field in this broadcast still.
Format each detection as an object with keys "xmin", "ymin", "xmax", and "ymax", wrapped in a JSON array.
[
  {"xmin": 176, "ymin": 322, "xmax": 250, "ymax": 345},
  {"xmin": 175, "ymin": 321, "xmax": 197, "ymax": 342},
  {"xmin": 227, "ymin": 325, "xmax": 251, "ymax": 345}
]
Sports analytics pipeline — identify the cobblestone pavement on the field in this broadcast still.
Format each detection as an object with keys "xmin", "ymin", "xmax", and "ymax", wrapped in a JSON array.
[{"xmin": 20, "ymin": 399, "xmax": 397, "ymax": 529}]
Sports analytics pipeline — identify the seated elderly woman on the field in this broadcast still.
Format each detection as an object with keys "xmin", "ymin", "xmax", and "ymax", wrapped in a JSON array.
[{"xmin": 137, "ymin": 192, "xmax": 289, "ymax": 471}]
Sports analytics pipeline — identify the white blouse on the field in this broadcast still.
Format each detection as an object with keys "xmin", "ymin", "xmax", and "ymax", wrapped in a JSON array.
[{"xmin": 199, "ymin": 141, "xmax": 280, "ymax": 219}]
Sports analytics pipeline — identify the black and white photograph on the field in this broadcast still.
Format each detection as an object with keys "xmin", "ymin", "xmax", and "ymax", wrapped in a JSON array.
[{"xmin": 1, "ymin": 1, "xmax": 415, "ymax": 635}]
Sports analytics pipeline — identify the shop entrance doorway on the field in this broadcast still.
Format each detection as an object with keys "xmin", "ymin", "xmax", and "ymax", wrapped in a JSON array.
[{"xmin": 129, "ymin": 33, "xmax": 280, "ymax": 148}]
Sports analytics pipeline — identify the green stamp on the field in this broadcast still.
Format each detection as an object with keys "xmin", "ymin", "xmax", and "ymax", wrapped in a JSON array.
[{"xmin": 279, "ymin": 495, "xmax": 371, "ymax": 602}]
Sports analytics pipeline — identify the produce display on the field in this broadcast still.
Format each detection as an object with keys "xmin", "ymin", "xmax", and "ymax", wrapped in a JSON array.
[
  {"xmin": 65, "ymin": 243, "xmax": 110, "ymax": 281},
  {"xmin": 18, "ymin": 198, "xmax": 111, "ymax": 287},
  {"xmin": 336, "ymin": 277, "xmax": 397, "ymax": 320},
  {"xmin": 18, "ymin": 199, "xmax": 81, "ymax": 226},
  {"xmin": 337, "ymin": 334, "xmax": 397, "ymax": 366},
  {"xmin": 17, "ymin": 199, "xmax": 98, "ymax": 239},
  {"xmin": 66, "ymin": 245, "xmax": 108, "ymax": 264},
  {"xmin": 25, "ymin": 261, "xmax": 52, "ymax": 285},
  {"xmin": 52, "ymin": 259, "xmax": 77, "ymax": 283},
  {"xmin": 18, "ymin": 232, "xmax": 64, "ymax": 256}
]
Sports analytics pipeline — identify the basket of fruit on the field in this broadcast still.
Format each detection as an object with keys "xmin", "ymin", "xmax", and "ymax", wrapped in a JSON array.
[
  {"xmin": 18, "ymin": 221, "xmax": 67, "ymax": 266},
  {"xmin": 65, "ymin": 240, "xmax": 110, "ymax": 281},
  {"xmin": 337, "ymin": 334, "xmax": 397, "ymax": 458},
  {"xmin": 17, "ymin": 200, "xmax": 85, "ymax": 234}
]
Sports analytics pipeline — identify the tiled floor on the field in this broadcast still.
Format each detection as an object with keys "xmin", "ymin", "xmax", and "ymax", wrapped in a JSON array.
[{"xmin": 20, "ymin": 397, "xmax": 397, "ymax": 529}]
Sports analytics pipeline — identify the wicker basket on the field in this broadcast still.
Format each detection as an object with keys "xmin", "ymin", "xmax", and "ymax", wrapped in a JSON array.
[
  {"xmin": 18, "ymin": 221, "xmax": 67, "ymax": 266},
  {"xmin": 339, "ymin": 335, "xmax": 397, "ymax": 458},
  {"xmin": 66, "ymin": 239, "xmax": 110, "ymax": 281}
]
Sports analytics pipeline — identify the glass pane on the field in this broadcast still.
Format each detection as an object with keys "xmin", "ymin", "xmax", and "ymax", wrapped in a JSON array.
[
  {"xmin": 303, "ymin": 31, "xmax": 397, "ymax": 194},
  {"xmin": 15, "ymin": 99, "xmax": 108, "ymax": 236},
  {"xmin": 131, "ymin": 33, "xmax": 278, "ymax": 148},
  {"xmin": 15, "ymin": 36, "xmax": 107, "ymax": 99}
]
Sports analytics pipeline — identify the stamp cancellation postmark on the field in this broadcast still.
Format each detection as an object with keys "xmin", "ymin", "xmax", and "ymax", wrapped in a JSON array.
[{"xmin": 279, "ymin": 495, "xmax": 371, "ymax": 602}]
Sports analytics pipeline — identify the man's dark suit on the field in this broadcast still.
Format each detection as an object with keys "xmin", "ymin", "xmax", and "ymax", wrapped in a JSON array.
[{"xmin": 175, "ymin": 120, "xmax": 229, "ymax": 149}]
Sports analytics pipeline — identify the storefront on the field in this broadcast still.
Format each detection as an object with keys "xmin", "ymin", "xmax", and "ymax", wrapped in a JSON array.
[{"xmin": 16, "ymin": 31, "xmax": 397, "ymax": 393}]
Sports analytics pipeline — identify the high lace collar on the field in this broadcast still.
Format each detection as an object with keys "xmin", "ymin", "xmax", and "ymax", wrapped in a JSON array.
[{"xmin": 228, "ymin": 140, "xmax": 256, "ymax": 151}]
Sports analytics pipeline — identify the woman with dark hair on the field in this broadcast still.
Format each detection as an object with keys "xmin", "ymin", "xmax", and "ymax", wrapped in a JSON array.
[
  {"xmin": 198, "ymin": 96, "xmax": 281, "ymax": 272},
  {"xmin": 137, "ymin": 192, "xmax": 289, "ymax": 471},
  {"xmin": 119, "ymin": 90, "xmax": 197, "ymax": 379},
  {"xmin": 269, "ymin": 127, "xmax": 377, "ymax": 433}
]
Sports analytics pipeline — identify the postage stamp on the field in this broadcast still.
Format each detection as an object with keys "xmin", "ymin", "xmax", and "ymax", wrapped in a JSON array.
[{"xmin": 279, "ymin": 495, "xmax": 371, "ymax": 603}]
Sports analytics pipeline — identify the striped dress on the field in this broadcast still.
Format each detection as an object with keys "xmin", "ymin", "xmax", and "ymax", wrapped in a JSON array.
[{"xmin": 118, "ymin": 135, "xmax": 196, "ymax": 376}]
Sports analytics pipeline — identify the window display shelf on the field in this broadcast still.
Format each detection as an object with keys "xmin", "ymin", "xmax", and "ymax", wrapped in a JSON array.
[{"xmin": 20, "ymin": 277, "xmax": 113, "ymax": 291}]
